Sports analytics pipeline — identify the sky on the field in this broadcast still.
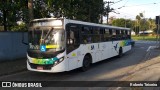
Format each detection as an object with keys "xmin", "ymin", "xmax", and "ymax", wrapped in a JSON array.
[{"xmin": 103, "ymin": 0, "xmax": 160, "ymax": 20}]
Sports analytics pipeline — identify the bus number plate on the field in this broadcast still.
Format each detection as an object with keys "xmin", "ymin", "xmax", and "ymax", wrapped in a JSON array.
[{"xmin": 37, "ymin": 66, "xmax": 43, "ymax": 70}]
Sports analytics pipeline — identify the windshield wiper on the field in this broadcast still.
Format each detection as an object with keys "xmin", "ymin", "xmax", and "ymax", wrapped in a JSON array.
[{"xmin": 44, "ymin": 27, "xmax": 54, "ymax": 42}]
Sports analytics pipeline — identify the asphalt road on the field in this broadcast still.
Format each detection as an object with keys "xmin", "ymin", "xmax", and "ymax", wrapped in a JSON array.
[{"xmin": 0, "ymin": 42, "xmax": 158, "ymax": 90}]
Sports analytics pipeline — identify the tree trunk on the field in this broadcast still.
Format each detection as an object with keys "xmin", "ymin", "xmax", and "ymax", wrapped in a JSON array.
[
  {"xmin": 2, "ymin": 9, "xmax": 7, "ymax": 31},
  {"xmin": 2, "ymin": 0, "xmax": 7, "ymax": 31},
  {"xmin": 28, "ymin": 0, "xmax": 34, "ymax": 21}
]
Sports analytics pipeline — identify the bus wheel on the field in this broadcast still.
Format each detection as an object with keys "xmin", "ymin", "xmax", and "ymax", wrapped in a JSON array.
[
  {"xmin": 118, "ymin": 47, "xmax": 123, "ymax": 58},
  {"xmin": 81, "ymin": 55, "xmax": 91, "ymax": 72}
]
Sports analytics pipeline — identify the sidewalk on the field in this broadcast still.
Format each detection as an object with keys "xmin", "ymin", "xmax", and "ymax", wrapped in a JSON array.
[
  {"xmin": 109, "ymin": 47, "xmax": 160, "ymax": 90},
  {"xmin": 0, "ymin": 58, "xmax": 27, "ymax": 76},
  {"xmin": 119, "ymin": 47, "xmax": 160, "ymax": 81}
]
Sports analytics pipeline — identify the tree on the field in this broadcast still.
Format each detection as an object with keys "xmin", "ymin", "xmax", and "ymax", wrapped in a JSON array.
[
  {"xmin": 139, "ymin": 13, "xmax": 143, "ymax": 18},
  {"xmin": 0, "ymin": 0, "xmax": 28, "ymax": 31},
  {"xmin": 44, "ymin": 0, "xmax": 104, "ymax": 23},
  {"xmin": 28, "ymin": 0, "xmax": 34, "ymax": 21},
  {"xmin": 108, "ymin": 16, "xmax": 116, "ymax": 25},
  {"xmin": 110, "ymin": 13, "xmax": 156, "ymax": 35},
  {"xmin": 111, "ymin": 18, "xmax": 132, "ymax": 28},
  {"xmin": 148, "ymin": 18, "xmax": 156, "ymax": 30},
  {"xmin": 0, "ymin": 0, "xmax": 104, "ymax": 31},
  {"xmin": 140, "ymin": 18, "xmax": 149, "ymax": 31}
]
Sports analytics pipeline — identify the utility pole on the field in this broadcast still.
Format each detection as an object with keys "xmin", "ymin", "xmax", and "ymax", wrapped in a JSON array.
[
  {"xmin": 104, "ymin": 1, "xmax": 114, "ymax": 24},
  {"xmin": 125, "ymin": 16, "xmax": 126, "ymax": 27},
  {"xmin": 158, "ymin": 17, "xmax": 160, "ymax": 48},
  {"xmin": 156, "ymin": 16, "xmax": 160, "ymax": 48}
]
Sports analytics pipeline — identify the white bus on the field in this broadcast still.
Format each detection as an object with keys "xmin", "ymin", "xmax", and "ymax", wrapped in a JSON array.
[{"xmin": 27, "ymin": 18, "xmax": 131, "ymax": 73}]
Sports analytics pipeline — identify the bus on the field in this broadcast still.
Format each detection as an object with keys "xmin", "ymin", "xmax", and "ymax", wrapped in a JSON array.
[{"xmin": 27, "ymin": 18, "xmax": 132, "ymax": 73}]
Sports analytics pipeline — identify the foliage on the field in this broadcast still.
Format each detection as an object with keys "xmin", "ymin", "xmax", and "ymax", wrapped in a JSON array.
[
  {"xmin": 0, "ymin": 26, "xmax": 4, "ymax": 31},
  {"xmin": 33, "ymin": 0, "xmax": 104, "ymax": 23},
  {"xmin": 132, "ymin": 35, "xmax": 157, "ymax": 41},
  {"xmin": 4, "ymin": 1, "xmax": 155, "ymax": 32},
  {"xmin": 0, "ymin": 1, "xmax": 157, "ymax": 32},
  {"xmin": 0, "ymin": 0, "xmax": 28, "ymax": 31},
  {"xmin": 0, "ymin": 0, "xmax": 104, "ymax": 31},
  {"xmin": 112, "ymin": 18, "xmax": 133, "ymax": 28},
  {"xmin": 111, "ymin": 13, "xmax": 157, "ymax": 35},
  {"xmin": 10, "ymin": 23, "xmax": 27, "ymax": 32}
]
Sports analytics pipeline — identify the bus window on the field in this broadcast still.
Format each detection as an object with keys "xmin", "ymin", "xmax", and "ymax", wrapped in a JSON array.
[
  {"xmin": 124, "ymin": 30, "xmax": 128, "ymax": 39},
  {"xmin": 116, "ymin": 30, "xmax": 121, "ymax": 40},
  {"xmin": 92, "ymin": 27, "xmax": 101, "ymax": 43},
  {"xmin": 100, "ymin": 28, "xmax": 104, "ymax": 34},
  {"xmin": 82, "ymin": 26, "xmax": 91, "ymax": 34},
  {"xmin": 121, "ymin": 30, "xmax": 125, "ymax": 39},
  {"xmin": 66, "ymin": 24, "xmax": 80, "ymax": 53},
  {"xmin": 82, "ymin": 35, "xmax": 89, "ymax": 44},
  {"xmin": 112, "ymin": 29, "xmax": 117, "ymax": 40},
  {"xmin": 93, "ymin": 27, "xmax": 99, "ymax": 34},
  {"xmin": 104, "ymin": 28, "xmax": 110, "ymax": 41},
  {"xmin": 127, "ymin": 30, "xmax": 131, "ymax": 39},
  {"xmin": 125, "ymin": 30, "xmax": 128, "ymax": 35},
  {"xmin": 100, "ymin": 28, "xmax": 105, "ymax": 42},
  {"xmin": 81, "ymin": 26, "xmax": 93, "ymax": 44}
]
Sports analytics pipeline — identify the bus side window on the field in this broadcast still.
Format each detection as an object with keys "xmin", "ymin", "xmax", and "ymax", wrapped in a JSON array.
[
  {"xmin": 104, "ymin": 28, "xmax": 110, "ymax": 41},
  {"xmin": 121, "ymin": 30, "xmax": 125, "ymax": 39},
  {"xmin": 127, "ymin": 30, "xmax": 131, "ymax": 39},
  {"xmin": 109, "ymin": 29, "xmax": 112, "ymax": 41},
  {"xmin": 112, "ymin": 29, "xmax": 117, "ymax": 40},
  {"xmin": 66, "ymin": 24, "xmax": 80, "ymax": 54},
  {"xmin": 100, "ymin": 28, "xmax": 105, "ymax": 42},
  {"xmin": 91, "ymin": 27, "xmax": 101, "ymax": 43},
  {"xmin": 81, "ymin": 26, "xmax": 93, "ymax": 44},
  {"xmin": 116, "ymin": 30, "xmax": 120, "ymax": 40}
]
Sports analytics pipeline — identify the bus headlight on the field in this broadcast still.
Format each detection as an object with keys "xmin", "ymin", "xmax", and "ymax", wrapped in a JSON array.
[
  {"xmin": 59, "ymin": 57, "xmax": 64, "ymax": 62},
  {"xmin": 53, "ymin": 57, "xmax": 64, "ymax": 66}
]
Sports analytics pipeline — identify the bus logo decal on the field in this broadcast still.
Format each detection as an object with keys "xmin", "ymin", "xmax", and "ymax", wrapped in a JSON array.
[
  {"xmin": 91, "ymin": 45, "xmax": 94, "ymax": 50},
  {"xmin": 40, "ymin": 45, "xmax": 46, "ymax": 52},
  {"xmin": 72, "ymin": 53, "xmax": 76, "ymax": 56},
  {"xmin": 114, "ymin": 43, "xmax": 118, "ymax": 51}
]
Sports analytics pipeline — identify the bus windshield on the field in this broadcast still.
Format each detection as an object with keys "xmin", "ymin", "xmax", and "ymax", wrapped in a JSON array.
[{"xmin": 28, "ymin": 27, "xmax": 65, "ymax": 52}]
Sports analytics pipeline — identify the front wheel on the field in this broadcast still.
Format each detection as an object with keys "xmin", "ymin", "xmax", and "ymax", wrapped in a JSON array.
[{"xmin": 81, "ymin": 55, "xmax": 91, "ymax": 72}]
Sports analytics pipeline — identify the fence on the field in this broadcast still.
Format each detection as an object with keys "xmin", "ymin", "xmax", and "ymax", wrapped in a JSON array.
[{"xmin": 0, "ymin": 32, "xmax": 28, "ymax": 61}]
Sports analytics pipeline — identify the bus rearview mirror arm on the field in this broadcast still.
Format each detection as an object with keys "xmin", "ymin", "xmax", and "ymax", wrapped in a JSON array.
[{"xmin": 22, "ymin": 32, "xmax": 29, "ymax": 45}]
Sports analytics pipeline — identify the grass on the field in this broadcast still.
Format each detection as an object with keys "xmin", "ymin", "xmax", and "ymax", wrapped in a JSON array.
[{"xmin": 132, "ymin": 35, "xmax": 158, "ymax": 41}]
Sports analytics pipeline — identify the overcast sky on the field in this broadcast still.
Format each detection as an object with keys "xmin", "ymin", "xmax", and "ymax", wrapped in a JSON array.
[{"xmin": 103, "ymin": 0, "xmax": 160, "ymax": 20}]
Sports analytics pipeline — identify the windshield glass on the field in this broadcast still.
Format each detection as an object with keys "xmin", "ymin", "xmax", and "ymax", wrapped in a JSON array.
[{"xmin": 28, "ymin": 28, "xmax": 65, "ymax": 52}]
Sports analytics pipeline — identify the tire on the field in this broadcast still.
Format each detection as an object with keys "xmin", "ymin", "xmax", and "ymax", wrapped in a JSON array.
[
  {"xmin": 81, "ymin": 55, "xmax": 91, "ymax": 72},
  {"xmin": 131, "ymin": 42, "xmax": 135, "ymax": 47},
  {"xmin": 118, "ymin": 48, "xmax": 123, "ymax": 58}
]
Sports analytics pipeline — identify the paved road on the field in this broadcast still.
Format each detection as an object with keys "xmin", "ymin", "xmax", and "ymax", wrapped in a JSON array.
[
  {"xmin": 135, "ymin": 40, "xmax": 157, "ymax": 44},
  {"xmin": 0, "ymin": 42, "xmax": 159, "ymax": 90}
]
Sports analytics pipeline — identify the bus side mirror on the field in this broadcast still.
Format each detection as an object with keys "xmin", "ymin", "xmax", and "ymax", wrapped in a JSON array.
[{"xmin": 22, "ymin": 32, "xmax": 28, "ymax": 45}]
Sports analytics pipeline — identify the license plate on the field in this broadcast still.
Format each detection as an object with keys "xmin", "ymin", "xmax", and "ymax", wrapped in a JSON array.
[{"xmin": 37, "ymin": 66, "xmax": 43, "ymax": 70}]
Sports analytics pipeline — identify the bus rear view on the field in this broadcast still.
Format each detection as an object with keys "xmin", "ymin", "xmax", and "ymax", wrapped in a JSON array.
[{"xmin": 27, "ymin": 18, "xmax": 67, "ymax": 72}]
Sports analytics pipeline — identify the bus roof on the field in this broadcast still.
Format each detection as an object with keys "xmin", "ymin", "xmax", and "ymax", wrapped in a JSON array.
[
  {"xmin": 31, "ymin": 18, "xmax": 130, "ymax": 31},
  {"xmin": 65, "ymin": 19, "xmax": 130, "ymax": 30}
]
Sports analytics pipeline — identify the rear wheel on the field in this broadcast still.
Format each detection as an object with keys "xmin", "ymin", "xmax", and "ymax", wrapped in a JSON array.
[
  {"xmin": 81, "ymin": 55, "xmax": 91, "ymax": 72},
  {"xmin": 118, "ymin": 48, "xmax": 123, "ymax": 58}
]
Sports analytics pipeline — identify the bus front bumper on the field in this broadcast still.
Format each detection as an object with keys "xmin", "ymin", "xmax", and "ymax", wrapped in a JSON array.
[{"xmin": 27, "ymin": 59, "xmax": 68, "ymax": 73}]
